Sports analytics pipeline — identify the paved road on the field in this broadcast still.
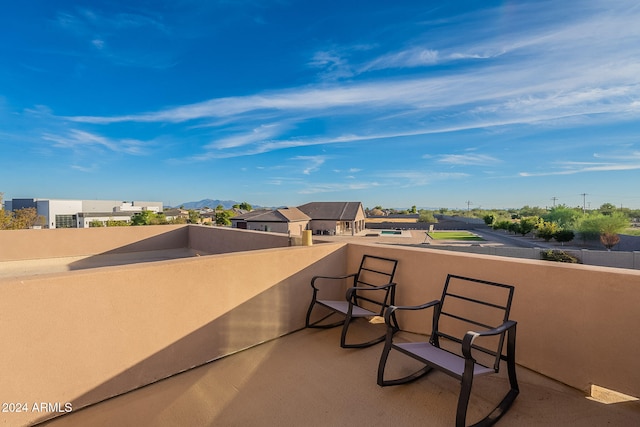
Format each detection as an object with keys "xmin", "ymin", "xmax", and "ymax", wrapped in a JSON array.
[{"xmin": 471, "ymin": 227, "xmax": 556, "ymax": 249}]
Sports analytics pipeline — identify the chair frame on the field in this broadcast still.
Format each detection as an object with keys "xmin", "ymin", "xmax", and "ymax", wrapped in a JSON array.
[
  {"xmin": 305, "ymin": 255, "xmax": 399, "ymax": 348},
  {"xmin": 377, "ymin": 274, "xmax": 519, "ymax": 427}
]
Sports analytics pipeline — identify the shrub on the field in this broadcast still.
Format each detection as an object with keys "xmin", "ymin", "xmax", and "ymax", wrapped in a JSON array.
[
  {"xmin": 418, "ymin": 210, "xmax": 438, "ymax": 223},
  {"xmin": 492, "ymin": 220, "xmax": 511, "ymax": 231},
  {"xmin": 535, "ymin": 220, "xmax": 559, "ymax": 241},
  {"xmin": 541, "ymin": 249, "xmax": 580, "ymax": 263},
  {"xmin": 600, "ymin": 232, "xmax": 620, "ymax": 250},
  {"xmin": 553, "ymin": 229, "xmax": 575, "ymax": 245}
]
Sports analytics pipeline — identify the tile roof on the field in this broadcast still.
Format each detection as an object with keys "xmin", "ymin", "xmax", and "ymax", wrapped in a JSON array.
[
  {"xmin": 232, "ymin": 208, "xmax": 310, "ymax": 223},
  {"xmin": 297, "ymin": 202, "xmax": 362, "ymax": 221}
]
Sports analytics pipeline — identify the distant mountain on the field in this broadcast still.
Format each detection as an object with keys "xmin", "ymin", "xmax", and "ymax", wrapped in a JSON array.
[{"xmin": 172, "ymin": 199, "xmax": 263, "ymax": 210}]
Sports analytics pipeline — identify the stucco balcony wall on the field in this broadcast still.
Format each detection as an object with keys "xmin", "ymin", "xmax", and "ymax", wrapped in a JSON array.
[
  {"xmin": 0, "ymin": 225, "xmax": 190, "ymax": 261},
  {"xmin": 187, "ymin": 224, "xmax": 292, "ymax": 254},
  {"xmin": 0, "ymin": 224, "xmax": 294, "ymax": 263},
  {"xmin": 1, "ymin": 228, "xmax": 639, "ymax": 426},
  {"xmin": 0, "ymin": 239, "xmax": 347, "ymax": 426}
]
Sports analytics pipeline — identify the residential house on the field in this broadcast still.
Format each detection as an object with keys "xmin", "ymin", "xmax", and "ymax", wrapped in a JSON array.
[
  {"xmin": 298, "ymin": 201, "xmax": 366, "ymax": 235},
  {"xmin": 231, "ymin": 207, "xmax": 311, "ymax": 236}
]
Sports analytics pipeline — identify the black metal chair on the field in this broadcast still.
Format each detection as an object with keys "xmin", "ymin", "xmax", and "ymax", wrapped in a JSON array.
[
  {"xmin": 305, "ymin": 255, "xmax": 399, "ymax": 348},
  {"xmin": 377, "ymin": 274, "xmax": 518, "ymax": 427}
]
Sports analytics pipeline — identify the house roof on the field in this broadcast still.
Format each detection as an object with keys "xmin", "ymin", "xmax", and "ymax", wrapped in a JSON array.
[
  {"xmin": 231, "ymin": 207, "xmax": 310, "ymax": 223},
  {"xmin": 297, "ymin": 202, "xmax": 363, "ymax": 221},
  {"xmin": 231, "ymin": 209, "xmax": 272, "ymax": 220}
]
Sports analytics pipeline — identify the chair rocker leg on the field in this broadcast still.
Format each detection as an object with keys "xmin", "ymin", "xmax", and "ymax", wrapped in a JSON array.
[
  {"xmin": 341, "ymin": 311, "xmax": 399, "ymax": 349},
  {"xmin": 305, "ymin": 299, "xmax": 346, "ymax": 329},
  {"xmin": 459, "ymin": 333, "xmax": 520, "ymax": 427},
  {"xmin": 377, "ymin": 341, "xmax": 432, "ymax": 386},
  {"xmin": 306, "ymin": 311, "xmax": 345, "ymax": 329},
  {"xmin": 340, "ymin": 328, "xmax": 387, "ymax": 348}
]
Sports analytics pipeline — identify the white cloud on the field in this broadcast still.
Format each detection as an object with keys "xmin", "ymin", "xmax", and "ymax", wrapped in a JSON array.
[
  {"xmin": 360, "ymin": 47, "xmax": 439, "ymax": 72},
  {"xmin": 92, "ymin": 39, "xmax": 105, "ymax": 50},
  {"xmin": 59, "ymin": 0, "xmax": 640, "ymax": 163},
  {"xmin": 298, "ymin": 181, "xmax": 379, "ymax": 194},
  {"xmin": 42, "ymin": 129, "xmax": 146, "ymax": 155},
  {"xmin": 291, "ymin": 155, "xmax": 327, "ymax": 175},
  {"xmin": 438, "ymin": 154, "xmax": 500, "ymax": 166},
  {"xmin": 520, "ymin": 157, "xmax": 640, "ymax": 177}
]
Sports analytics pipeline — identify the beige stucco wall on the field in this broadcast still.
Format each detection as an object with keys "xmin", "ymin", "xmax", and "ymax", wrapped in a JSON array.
[
  {"xmin": 0, "ymin": 242, "xmax": 347, "ymax": 426},
  {"xmin": 187, "ymin": 225, "xmax": 291, "ymax": 254},
  {"xmin": 0, "ymin": 225, "xmax": 293, "ymax": 263},
  {"xmin": 0, "ymin": 225, "xmax": 189, "ymax": 261},
  {"xmin": 2, "ymin": 229, "xmax": 639, "ymax": 425},
  {"xmin": 345, "ymin": 243, "xmax": 640, "ymax": 399}
]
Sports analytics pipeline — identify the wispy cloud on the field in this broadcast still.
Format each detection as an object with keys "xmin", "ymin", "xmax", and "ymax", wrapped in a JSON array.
[
  {"xmin": 291, "ymin": 155, "xmax": 327, "ymax": 175},
  {"xmin": 438, "ymin": 154, "xmax": 501, "ymax": 166},
  {"xmin": 42, "ymin": 129, "xmax": 146, "ymax": 155},
  {"xmin": 53, "ymin": 7, "xmax": 174, "ymax": 67},
  {"xmin": 520, "ymin": 151, "xmax": 640, "ymax": 176},
  {"xmin": 309, "ymin": 50, "xmax": 354, "ymax": 80},
  {"xmin": 360, "ymin": 47, "xmax": 439, "ymax": 72},
  {"xmin": 381, "ymin": 171, "xmax": 469, "ymax": 187},
  {"xmin": 298, "ymin": 181, "xmax": 379, "ymax": 194},
  {"xmin": 53, "ymin": 0, "xmax": 640, "ymax": 165}
]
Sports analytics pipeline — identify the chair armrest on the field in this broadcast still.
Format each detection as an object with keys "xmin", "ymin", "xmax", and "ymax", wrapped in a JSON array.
[
  {"xmin": 310, "ymin": 273, "xmax": 357, "ymax": 290},
  {"xmin": 383, "ymin": 300, "xmax": 441, "ymax": 326},
  {"xmin": 345, "ymin": 282, "xmax": 396, "ymax": 300},
  {"xmin": 462, "ymin": 320, "xmax": 517, "ymax": 358}
]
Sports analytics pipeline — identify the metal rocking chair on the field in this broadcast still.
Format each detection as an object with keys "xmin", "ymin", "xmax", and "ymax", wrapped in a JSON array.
[
  {"xmin": 377, "ymin": 274, "xmax": 519, "ymax": 426},
  {"xmin": 305, "ymin": 255, "xmax": 399, "ymax": 348}
]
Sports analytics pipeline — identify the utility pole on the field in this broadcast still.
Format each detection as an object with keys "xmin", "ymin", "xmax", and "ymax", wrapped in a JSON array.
[
  {"xmin": 551, "ymin": 197, "xmax": 558, "ymax": 207},
  {"xmin": 466, "ymin": 200, "xmax": 472, "ymax": 212},
  {"xmin": 580, "ymin": 193, "xmax": 588, "ymax": 213}
]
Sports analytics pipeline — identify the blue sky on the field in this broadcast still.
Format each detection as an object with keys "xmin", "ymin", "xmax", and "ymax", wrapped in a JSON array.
[{"xmin": 2, "ymin": 0, "xmax": 640, "ymax": 210}]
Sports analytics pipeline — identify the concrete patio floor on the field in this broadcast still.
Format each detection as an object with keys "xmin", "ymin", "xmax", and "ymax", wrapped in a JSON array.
[{"xmin": 38, "ymin": 325, "xmax": 640, "ymax": 427}]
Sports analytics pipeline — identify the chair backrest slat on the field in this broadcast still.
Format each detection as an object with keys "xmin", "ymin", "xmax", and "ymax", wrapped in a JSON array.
[
  {"xmin": 433, "ymin": 274, "xmax": 515, "ymax": 371},
  {"xmin": 352, "ymin": 255, "xmax": 398, "ymax": 314},
  {"xmin": 355, "ymin": 255, "xmax": 398, "ymax": 288}
]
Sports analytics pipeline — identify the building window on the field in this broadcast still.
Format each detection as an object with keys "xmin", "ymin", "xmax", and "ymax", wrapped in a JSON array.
[{"xmin": 55, "ymin": 214, "xmax": 77, "ymax": 228}]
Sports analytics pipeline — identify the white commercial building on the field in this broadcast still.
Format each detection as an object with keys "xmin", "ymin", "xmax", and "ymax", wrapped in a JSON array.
[{"xmin": 7, "ymin": 199, "xmax": 163, "ymax": 229}]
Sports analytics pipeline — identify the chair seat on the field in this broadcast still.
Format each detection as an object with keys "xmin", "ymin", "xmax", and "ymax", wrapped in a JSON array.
[
  {"xmin": 394, "ymin": 342, "xmax": 494, "ymax": 378},
  {"xmin": 318, "ymin": 300, "xmax": 377, "ymax": 317}
]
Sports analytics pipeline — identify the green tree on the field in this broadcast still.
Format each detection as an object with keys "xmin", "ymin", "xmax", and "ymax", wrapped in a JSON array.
[
  {"xmin": 106, "ymin": 219, "xmax": 130, "ymax": 227},
  {"xmin": 507, "ymin": 222, "xmax": 520, "ymax": 234},
  {"xmin": 10, "ymin": 208, "xmax": 40, "ymax": 229},
  {"xmin": 553, "ymin": 229, "xmax": 575, "ymax": 245},
  {"xmin": 519, "ymin": 205, "xmax": 547, "ymax": 217},
  {"xmin": 535, "ymin": 220, "xmax": 559, "ymax": 241},
  {"xmin": 171, "ymin": 216, "xmax": 187, "ymax": 224},
  {"xmin": 417, "ymin": 210, "xmax": 438, "ymax": 223},
  {"xmin": 233, "ymin": 202, "xmax": 253, "ymax": 211},
  {"xmin": 492, "ymin": 220, "xmax": 511, "ymax": 231},
  {"xmin": 598, "ymin": 203, "xmax": 617, "ymax": 216},
  {"xmin": 130, "ymin": 210, "xmax": 157, "ymax": 226},
  {"xmin": 576, "ymin": 212, "xmax": 629, "ymax": 247},
  {"xmin": 517, "ymin": 217, "xmax": 538, "ymax": 236},
  {"xmin": 543, "ymin": 205, "xmax": 581, "ymax": 229},
  {"xmin": 216, "ymin": 209, "xmax": 233, "ymax": 226},
  {"xmin": 188, "ymin": 210, "xmax": 201, "ymax": 224}
]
